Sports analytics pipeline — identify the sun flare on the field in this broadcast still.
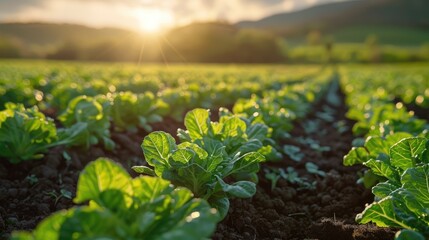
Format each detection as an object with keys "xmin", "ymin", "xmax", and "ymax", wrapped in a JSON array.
[{"xmin": 135, "ymin": 8, "xmax": 173, "ymax": 33}]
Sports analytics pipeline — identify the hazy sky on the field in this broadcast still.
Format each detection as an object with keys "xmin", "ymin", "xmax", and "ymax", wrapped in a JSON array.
[{"xmin": 0, "ymin": 0, "xmax": 349, "ymax": 32}]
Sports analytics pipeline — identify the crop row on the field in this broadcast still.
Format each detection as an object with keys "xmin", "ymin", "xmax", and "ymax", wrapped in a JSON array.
[
  {"xmin": 340, "ymin": 66, "xmax": 429, "ymax": 240},
  {"xmin": 0, "ymin": 61, "xmax": 321, "ymax": 113},
  {"xmin": 0, "ymin": 63, "xmax": 332, "ymax": 164},
  {"xmin": 1, "ymin": 62, "xmax": 428, "ymax": 239},
  {"xmin": 7, "ymin": 69, "xmax": 332, "ymax": 239}
]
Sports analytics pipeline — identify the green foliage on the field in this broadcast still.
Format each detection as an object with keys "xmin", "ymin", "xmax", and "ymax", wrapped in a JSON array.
[
  {"xmin": 264, "ymin": 167, "xmax": 317, "ymax": 190},
  {"xmin": 0, "ymin": 80, "xmax": 37, "ymax": 110},
  {"xmin": 283, "ymin": 145, "xmax": 304, "ymax": 162},
  {"xmin": 354, "ymin": 137, "xmax": 429, "ymax": 239},
  {"xmin": 12, "ymin": 158, "xmax": 218, "ymax": 240},
  {"xmin": 344, "ymin": 132, "xmax": 413, "ymax": 166},
  {"xmin": 178, "ymin": 108, "xmax": 272, "ymax": 159},
  {"xmin": 136, "ymin": 109, "xmax": 267, "ymax": 219},
  {"xmin": 342, "ymin": 65, "xmax": 429, "ymax": 137},
  {"xmin": 347, "ymin": 101, "xmax": 426, "ymax": 137},
  {"xmin": 139, "ymin": 130, "xmax": 264, "ymax": 219},
  {"xmin": 58, "ymin": 95, "xmax": 114, "ymax": 150},
  {"xmin": 110, "ymin": 91, "xmax": 166, "ymax": 132},
  {"xmin": 0, "ymin": 103, "xmax": 57, "ymax": 163}
]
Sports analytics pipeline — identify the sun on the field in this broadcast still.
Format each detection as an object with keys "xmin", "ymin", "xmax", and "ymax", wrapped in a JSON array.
[{"xmin": 135, "ymin": 8, "xmax": 173, "ymax": 33}]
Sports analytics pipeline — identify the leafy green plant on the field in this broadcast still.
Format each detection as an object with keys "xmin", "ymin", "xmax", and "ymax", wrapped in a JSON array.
[
  {"xmin": 157, "ymin": 88, "xmax": 192, "ymax": 121},
  {"xmin": 12, "ymin": 158, "xmax": 218, "ymax": 240},
  {"xmin": 178, "ymin": 108, "xmax": 274, "ymax": 160},
  {"xmin": 134, "ymin": 109, "xmax": 268, "ymax": 217},
  {"xmin": 136, "ymin": 125, "xmax": 265, "ymax": 218},
  {"xmin": 348, "ymin": 102, "xmax": 427, "ymax": 137},
  {"xmin": 44, "ymin": 189, "xmax": 72, "ymax": 207},
  {"xmin": 110, "ymin": 91, "xmax": 167, "ymax": 132},
  {"xmin": 218, "ymin": 107, "xmax": 282, "ymax": 161},
  {"xmin": 305, "ymin": 162, "xmax": 326, "ymax": 177},
  {"xmin": 0, "ymin": 103, "xmax": 58, "ymax": 163},
  {"xmin": 351, "ymin": 137, "xmax": 429, "ymax": 239},
  {"xmin": 344, "ymin": 132, "xmax": 415, "ymax": 188},
  {"xmin": 283, "ymin": 145, "xmax": 304, "ymax": 162},
  {"xmin": 58, "ymin": 95, "xmax": 114, "ymax": 150},
  {"xmin": 25, "ymin": 174, "xmax": 39, "ymax": 185},
  {"xmin": 264, "ymin": 167, "xmax": 316, "ymax": 190},
  {"xmin": 232, "ymin": 95, "xmax": 295, "ymax": 140}
]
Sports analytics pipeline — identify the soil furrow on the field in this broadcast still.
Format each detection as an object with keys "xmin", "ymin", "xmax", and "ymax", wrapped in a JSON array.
[{"xmin": 213, "ymin": 77, "xmax": 396, "ymax": 240}]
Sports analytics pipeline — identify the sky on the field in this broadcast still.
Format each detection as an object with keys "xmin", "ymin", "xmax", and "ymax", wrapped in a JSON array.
[{"xmin": 0, "ymin": 0, "xmax": 349, "ymax": 32}]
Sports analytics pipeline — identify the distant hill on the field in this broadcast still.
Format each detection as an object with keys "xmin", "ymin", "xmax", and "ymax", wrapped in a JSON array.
[
  {"xmin": 237, "ymin": 0, "xmax": 429, "ymax": 45},
  {"xmin": 0, "ymin": 0, "xmax": 428, "ymax": 61},
  {"xmin": 0, "ymin": 22, "xmax": 140, "ymax": 54}
]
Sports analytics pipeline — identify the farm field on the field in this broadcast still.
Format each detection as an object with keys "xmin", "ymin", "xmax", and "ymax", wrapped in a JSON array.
[{"xmin": 0, "ymin": 60, "xmax": 428, "ymax": 240}]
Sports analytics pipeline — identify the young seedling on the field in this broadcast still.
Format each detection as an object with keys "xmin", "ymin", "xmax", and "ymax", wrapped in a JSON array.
[
  {"xmin": 305, "ymin": 162, "xmax": 326, "ymax": 177},
  {"xmin": 264, "ymin": 167, "xmax": 317, "ymax": 190},
  {"xmin": 25, "ymin": 174, "xmax": 38, "ymax": 185},
  {"xmin": 283, "ymin": 145, "xmax": 304, "ymax": 162},
  {"xmin": 44, "ymin": 189, "xmax": 72, "ymax": 206}
]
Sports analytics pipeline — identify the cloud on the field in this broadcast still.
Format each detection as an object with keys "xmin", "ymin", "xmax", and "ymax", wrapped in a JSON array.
[
  {"xmin": 0, "ymin": 0, "xmax": 49, "ymax": 18},
  {"xmin": 0, "ymin": 0, "xmax": 347, "ymax": 30},
  {"xmin": 0, "ymin": 0, "xmax": 47, "ymax": 11}
]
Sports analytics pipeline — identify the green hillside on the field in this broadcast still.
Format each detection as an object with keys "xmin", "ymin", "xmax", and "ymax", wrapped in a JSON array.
[{"xmin": 237, "ymin": 0, "xmax": 429, "ymax": 45}]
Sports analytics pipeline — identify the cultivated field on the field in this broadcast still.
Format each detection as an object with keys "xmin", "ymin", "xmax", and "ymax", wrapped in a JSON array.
[{"xmin": 0, "ymin": 60, "xmax": 428, "ymax": 240}]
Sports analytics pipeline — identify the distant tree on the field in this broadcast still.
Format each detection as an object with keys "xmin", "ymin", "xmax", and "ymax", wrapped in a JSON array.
[
  {"xmin": 47, "ymin": 41, "xmax": 82, "ymax": 60},
  {"xmin": 0, "ymin": 37, "xmax": 21, "ymax": 58},
  {"xmin": 163, "ymin": 22, "xmax": 284, "ymax": 63},
  {"xmin": 234, "ymin": 29, "xmax": 284, "ymax": 63},
  {"xmin": 163, "ymin": 22, "xmax": 237, "ymax": 62}
]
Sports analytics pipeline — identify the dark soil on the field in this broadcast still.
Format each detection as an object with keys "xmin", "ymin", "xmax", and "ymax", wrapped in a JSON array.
[
  {"xmin": 0, "ymin": 83, "xmax": 397, "ymax": 239},
  {"xmin": 0, "ymin": 117, "xmax": 184, "ymax": 239},
  {"xmin": 212, "ymin": 81, "xmax": 397, "ymax": 240}
]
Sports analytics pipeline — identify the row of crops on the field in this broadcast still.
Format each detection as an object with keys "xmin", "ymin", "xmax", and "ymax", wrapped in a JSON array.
[
  {"xmin": 0, "ymin": 61, "xmax": 428, "ymax": 239},
  {"xmin": 340, "ymin": 65, "xmax": 429, "ymax": 240}
]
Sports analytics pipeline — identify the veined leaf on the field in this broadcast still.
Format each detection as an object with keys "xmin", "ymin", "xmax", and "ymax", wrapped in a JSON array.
[
  {"xmin": 356, "ymin": 196, "xmax": 412, "ymax": 229},
  {"xmin": 142, "ymin": 131, "xmax": 177, "ymax": 169},
  {"xmin": 364, "ymin": 159, "xmax": 399, "ymax": 182},
  {"xmin": 178, "ymin": 142, "xmax": 208, "ymax": 160},
  {"xmin": 216, "ymin": 177, "xmax": 256, "ymax": 198},
  {"xmin": 236, "ymin": 139, "xmax": 263, "ymax": 155},
  {"xmin": 343, "ymin": 147, "xmax": 369, "ymax": 166},
  {"xmin": 74, "ymin": 158, "xmax": 132, "ymax": 204},
  {"xmin": 221, "ymin": 116, "xmax": 246, "ymax": 139},
  {"xmin": 132, "ymin": 176, "xmax": 174, "ymax": 203},
  {"xmin": 365, "ymin": 136, "xmax": 390, "ymax": 158},
  {"xmin": 171, "ymin": 149, "xmax": 195, "ymax": 164},
  {"xmin": 247, "ymin": 123, "xmax": 269, "ymax": 141},
  {"xmin": 184, "ymin": 109, "xmax": 210, "ymax": 140},
  {"xmin": 390, "ymin": 138, "xmax": 426, "ymax": 171},
  {"xmin": 372, "ymin": 181, "xmax": 399, "ymax": 199},
  {"xmin": 401, "ymin": 165, "xmax": 429, "ymax": 211},
  {"xmin": 230, "ymin": 152, "xmax": 265, "ymax": 175}
]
